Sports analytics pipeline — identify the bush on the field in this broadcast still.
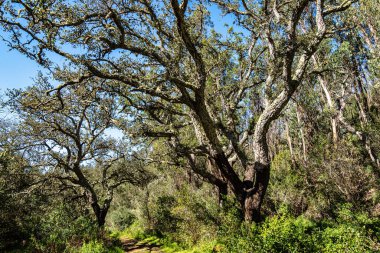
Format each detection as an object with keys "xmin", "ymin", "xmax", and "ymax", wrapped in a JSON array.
[
  {"xmin": 317, "ymin": 204, "xmax": 380, "ymax": 253},
  {"xmin": 218, "ymin": 205, "xmax": 380, "ymax": 253},
  {"xmin": 78, "ymin": 241, "xmax": 107, "ymax": 253},
  {"xmin": 29, "ymin": 204, "xmax": 99, "ymax": 252},
  {"xmin": 152, "ymin": 195, "xmax": 181, "ymax": 235},
  {"xmin": 108, "ymin": 208, "xmax": 136, "ymax": 231},
  {"xmin": 77, "ymin": 240, "xmax": 124, "ymax": 253},
  {"xmin": 147, "ymin": 186, "xmax": 220, "ymax": 248}
]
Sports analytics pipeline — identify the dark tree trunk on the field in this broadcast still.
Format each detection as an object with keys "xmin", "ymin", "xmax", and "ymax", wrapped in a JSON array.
[
  {"xmin": 243, "ymin": 162, "xmax": 270, "ymax": 222},
  {"xmin": 92, "ymin": 202, "xmax": 108, "ymax": 227},
  {"xmin": 75, "ymin": 167, "xmax": 110, "ymax": 227},
  {"xmin": 97, "ymin": 209, "xmax": 108, "ymax": 227},
  {"xmin": 218, "ymin": 182, "xmax": 228, "ymax": 208},
  {"xmin": 213, "ymin": 152, "xmax": 243, "ymax": 199}
]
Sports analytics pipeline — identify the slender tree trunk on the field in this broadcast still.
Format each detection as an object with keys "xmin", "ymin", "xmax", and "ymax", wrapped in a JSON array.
[
  {"xmin": 338, "ymin": 96, "xmax": 380, "ymax": 171},
  {"xmin": 285, "ymin": 120, "xmax": 294, "ymax": 158},
  {"xmin": 320, "ymin": 78, "xmax": 339, "ymax": 144},
  {"xmin": 74, "ymin": 167, "xmax": 110, "ymax": 228},
  {"xmin": 364, "ymin": 137, "xmax": 380, "ymax": 170},
  {"xmin": 296, "ymin": 106, "xmax": 307, "ymax": 162},
  {"xmin": 144, "ymin": 186, "xmax": 152, "ymax": 230},
  {"xmin": 206, "ymin": 158, "xmax": 228, "ymax": 207}
]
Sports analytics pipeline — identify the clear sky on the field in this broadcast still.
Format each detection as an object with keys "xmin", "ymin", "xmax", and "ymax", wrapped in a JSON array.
[{"xmin": 0, "ymin": 37, "xmax": 42, "ymax": 90}]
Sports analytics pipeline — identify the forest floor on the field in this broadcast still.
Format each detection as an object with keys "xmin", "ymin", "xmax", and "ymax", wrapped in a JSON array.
[{"xmin": 120, "ymin": 236, "xmax": 163, "ymax": 253}]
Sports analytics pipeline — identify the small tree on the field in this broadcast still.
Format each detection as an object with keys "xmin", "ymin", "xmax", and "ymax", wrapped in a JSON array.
[{"xmin": 9, "ymin": 80, "xmax": 150, "ymax": 227}]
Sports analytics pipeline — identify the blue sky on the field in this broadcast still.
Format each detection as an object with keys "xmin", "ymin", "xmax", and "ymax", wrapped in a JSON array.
[{"xmin": 0, "ymin": 38, "xmax": 42, "ymax": 90}]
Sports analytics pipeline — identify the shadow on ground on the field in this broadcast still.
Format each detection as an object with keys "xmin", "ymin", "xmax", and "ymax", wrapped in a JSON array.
[{"xmin": 121, "ymin": 237, "xmax": 163, "ymax": 253}]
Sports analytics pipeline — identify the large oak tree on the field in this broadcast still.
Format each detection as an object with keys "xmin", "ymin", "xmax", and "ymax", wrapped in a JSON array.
[{"xmin": 0, "ymin": 0, "xmax": 357, "ymax": 222}]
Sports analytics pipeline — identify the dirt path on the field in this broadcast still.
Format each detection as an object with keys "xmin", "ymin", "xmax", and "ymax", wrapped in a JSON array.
[{"xmin": 120, "ymin": 237, "xmax": 163, "ymax": 253}]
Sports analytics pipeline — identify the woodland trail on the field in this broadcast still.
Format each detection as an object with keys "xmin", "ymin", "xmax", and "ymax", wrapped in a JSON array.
[{"xmin": 120, "ymin": 236, "xmax": 163, "ymax": 253}]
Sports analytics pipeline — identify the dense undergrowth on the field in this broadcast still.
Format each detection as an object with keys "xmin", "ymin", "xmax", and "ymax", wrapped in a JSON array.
[
  {"xmin": 5, "ymin": 199, "xmax": 380, "ymax": 253},
  {"xmin": 218, "ymin": 205, "xmax": 380, "ymax": 253},
  {"xmin": 2, "ymin": 145, "xmax": 380, "ymax": 253},
  {"xmin": 110, "ymin": 204, "xmax": 379, "ymax": 253},
  {"xmin": 3, "ymin": 147, "xmax": 380, "ymax": 252},
  {"xmin": 2, "ymin": 120, "xmax": 380, "ymax": 252}
]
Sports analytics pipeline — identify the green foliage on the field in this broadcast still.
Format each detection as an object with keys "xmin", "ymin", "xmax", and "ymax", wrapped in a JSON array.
[
  {"xmin": 153, "ymin": 195, "xmax": 182, "ymax": 235},
  {"xmin": 110, "ymin": 183, "xmax": 220, "ymax": 251},
  {"xmin": 77, "ymin": 241, "xmax": 107, "ymax": 253},
  {"xmin": 267, "ymin": 150, "xmax": 306, "ymax": 214},
  {"xmin": 266, "ymin": 133, "xmax": 378, "ymax": 219},
  {"xmin": 29, "ymin": 204, "xmax": 98, "ymax": 253},
  {"xmin": 108, "ymin": 208, "xmax": 136, "ymax": 231},
  {"xmin": 317, "ymin": 204, "xmax": 380, "ymax": 253},
  {"xmin": 218, "ymin": 205, "xmax": 380, "ymax": 253},
  {"xmin": 76, "ymin": 240, "xmax": 123, "ymax": 253},
  {"xmin": 1, "ymin": 1, "xmax": 380, "ymax": 252},
  {"xmin": 146, "ymin": 185, "xmax": 220, "ymax": 248},
  {"xmin": 0, "ymin": 149, "xmax": 46, "ymax": 251}
]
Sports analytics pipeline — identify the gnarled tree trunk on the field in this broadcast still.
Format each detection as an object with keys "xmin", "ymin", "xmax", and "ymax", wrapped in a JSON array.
[
  {"xmin": 243, "ymin": 162, "xmax": 270, "ymax": 222},
  {"xmin": 92, "ymin": 203, "xmax": 109, "ymax": 227}
]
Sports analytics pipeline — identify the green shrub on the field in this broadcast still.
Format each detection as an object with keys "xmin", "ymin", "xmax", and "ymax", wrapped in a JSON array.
[
  {"xmin": 219, "ymin": 206, "xmax": 316, "ymax": 252},
  {"xmin": 29, "ymin": 204, "xmax": 98, "ymax": 252},
  {"xmin": 78, "ymin": 241, "xmax": 106, "ymax": 253},
  {"xmin": 77, "ymin": 240, "xmax": 124, "ymax": 253},
  {"xmin": 147, "ymin": 186, "xmax": 220, "ymax": 248},
  {"xmin": 152, "ymin": 195, "xmax": 181, "ymax": 235},
  {"xmin": 108, "ymin": 208, "xmax": 136, "ymax": 231},
  {"xmin": 317, "ymin": 204, "xmax": 380, "ymax": 253},
  {"xmin": 218, "ymin": 205, "xmax": 380, "ymax": 253}
]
